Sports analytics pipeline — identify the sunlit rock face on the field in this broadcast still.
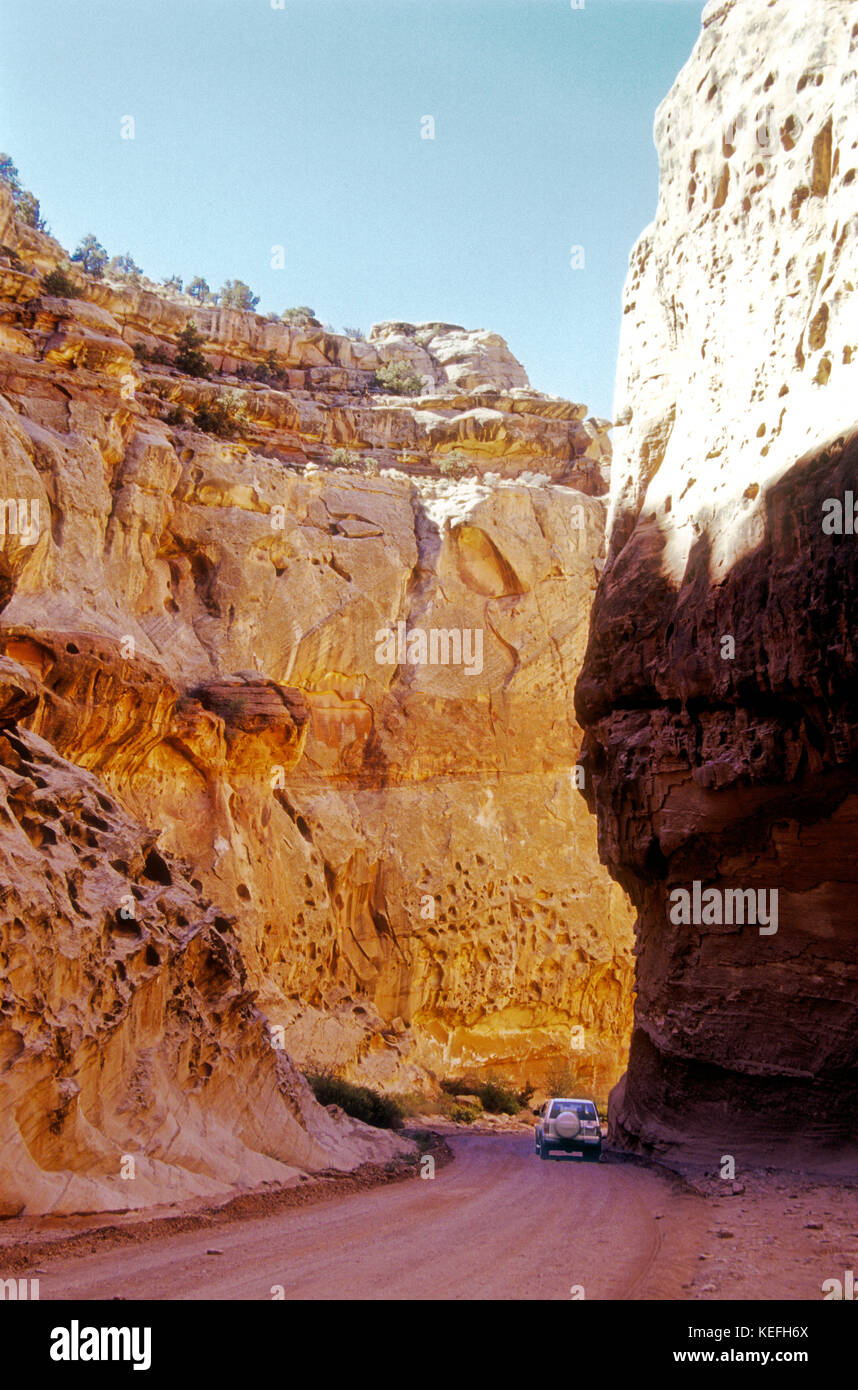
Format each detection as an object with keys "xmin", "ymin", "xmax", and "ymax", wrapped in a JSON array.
[
  {"xmin": 0, "ymin": 660, "xmax": 411, "ymax": 1217},
  {"xmin": 576, "ymin": 0, "xmax": 858, "ymax": 1160},
  {"xmin": 0, "ymin": 171, "xmax": 635, "ymax": 1209}
]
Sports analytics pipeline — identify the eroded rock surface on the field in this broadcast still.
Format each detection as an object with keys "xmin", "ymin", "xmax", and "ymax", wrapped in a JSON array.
[
  {"xmin": 0, "ymin": 660, "xmax": 411, "ymax": 1215},
  {"xmin": 577, "ymin": 0, "xmax": 858, "ymax": 1159},
  {"xmin": 0, "ymin": 181, "xmax": 634, "ymax": 1208}
]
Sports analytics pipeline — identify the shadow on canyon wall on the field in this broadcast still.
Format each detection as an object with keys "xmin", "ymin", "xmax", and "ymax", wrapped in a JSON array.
[{"xmin": 575, "ymin": 423, "xmax": 858, "ymax": 1162}]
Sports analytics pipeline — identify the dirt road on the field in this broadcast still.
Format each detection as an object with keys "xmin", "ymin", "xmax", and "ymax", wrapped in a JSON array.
[{"xmin": 31, "ymin": 1133, "xmax": 707, "ymax": 1301}]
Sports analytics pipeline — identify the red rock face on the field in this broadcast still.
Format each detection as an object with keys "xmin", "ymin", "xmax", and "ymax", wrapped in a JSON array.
[
  {"xmin": 577, "ymin": 429, "xmax": 858, "ymax": 1158},
  {"xmin": 576, "ymin": 0, "xmax": 858, "ymax": 1161}
]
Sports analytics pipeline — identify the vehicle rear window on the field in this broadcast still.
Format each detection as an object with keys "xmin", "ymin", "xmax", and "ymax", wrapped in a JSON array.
[{"xmin": 549, "ymin": 1101, "xmax": 598, "ymax": 1118}]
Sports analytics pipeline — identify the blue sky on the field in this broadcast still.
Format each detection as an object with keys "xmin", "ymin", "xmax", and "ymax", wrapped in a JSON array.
[{"xmin": 0, "ymin": 0, "xmax": 705, "ymax": 417}]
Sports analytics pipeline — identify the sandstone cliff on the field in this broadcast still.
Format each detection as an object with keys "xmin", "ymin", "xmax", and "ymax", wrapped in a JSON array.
[
  {"xmin": 0, "ymin": 183, "xmax": 633, "ymax": 1208},
  {"xmin": 577, "ymin": 0, "xmax": 858, "ymax": 1159}
]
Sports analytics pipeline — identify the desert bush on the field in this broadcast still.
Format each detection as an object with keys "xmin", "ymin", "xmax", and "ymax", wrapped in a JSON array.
[
  {"xmin": 476, "ymin": 1075, "xmax": 523, "ymax": 1116},
  {"xmin": 162, "ymin": 274, "xmax": 183, "ymax": 292},
  {"xmin": 329, "ymin": 446, "xmax": 360, "ymax": 468},
  {"xmin": 437, "ymin": 451, "xmax": 471, "ymax": 476},
  {"xmin": 252, "ymin": 351, "xmax": 285, "ymax": 385},
  {"xmin": 174, "ymin": 321, "xmax": 211, "ymax": 378},
  {"xmin": 42, "ymin": 266, "xmax": 80, "ymax": 299},
  {"xmin": 108, "ymin": 252, "xmax": 142, "ymax": 281},
  {"xmin": 545, "ymin": 1063, "xmax": 582, "ymax": 1098},
  {"xmin": 440, "ymin": 1072, "xmax": 525, "ymax": 1115},
  {"xmin": 305, "ymin": 1070, "xmax": 404, "ymax": 1130},
  {"xmin": 450, "ymin": 1102, "xmax": 481, "ymax": 1124},
  {"xmin": 387, "ymin": 1091, "xmax": 431, "ymax": 1119},
  {"xmin": 281, "ymin": 305, "xmax": 317, "ymax": 326},
  {"xmin": 343, "ymin": 326, "xmax": 365, "ymax": 340},
  {"xmin": 193, "ymin": 389, "xmax": 248, "ymax": 439},
  {"xmin": 374, "ymin": 360, "xmax": 424, "ymax": 397}
]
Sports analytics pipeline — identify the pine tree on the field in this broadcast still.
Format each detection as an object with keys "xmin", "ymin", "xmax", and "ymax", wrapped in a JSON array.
[
  {"xmin": 218, "ymin": 279, "xmax": 260, "ymax": 311},
  {"xmin": 71, "ymin": 234, "xmax": 109, "ymax": 278},
  {"xmin": 174, "ymin": 321, "xmax": 211, "ymax": 378}
]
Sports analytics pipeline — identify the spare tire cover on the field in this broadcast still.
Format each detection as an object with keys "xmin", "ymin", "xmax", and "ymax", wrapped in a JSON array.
[{"xmin": 555, "ymin": 1110, "xmax": 581, "ymax": 1139}]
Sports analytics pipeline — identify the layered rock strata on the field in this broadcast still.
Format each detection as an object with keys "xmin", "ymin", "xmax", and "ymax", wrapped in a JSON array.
[{"xmin": 0, "ymin": 179, "xmax": 635, "ymax": 1211}]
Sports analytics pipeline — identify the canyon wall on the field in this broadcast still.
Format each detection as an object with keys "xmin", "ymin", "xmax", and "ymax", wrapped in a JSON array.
[
  {"xmin": 0, "ymin": 659, "xmax": 412, "ymax": 1217},
  {"xmin": 0, "ymin": 181, "xmax": 634, "ymax": 1209},
  {"xmin": 576, "ymin": 0, "xmax": 858, "ymax": 1160}
]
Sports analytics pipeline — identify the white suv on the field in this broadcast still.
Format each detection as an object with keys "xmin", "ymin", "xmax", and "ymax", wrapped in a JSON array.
[{"xmin": 534, "ymin": 1097, "xmax": 602, "ymax": 1161}]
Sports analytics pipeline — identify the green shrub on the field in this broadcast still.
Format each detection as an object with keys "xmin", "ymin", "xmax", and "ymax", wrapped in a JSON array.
[
  {"xmin": 162, "ymin": 274, "xmax": 183, "ymax": 292},
  {"xmin": 475, "ymin": 1075, "xmax": 521, "ymax": 1115},
  {"xmin": 437, "ymin": 451, "xmax": 471, "ymax": 476},
  {"xmin": 305, "ymin": 1070, "xmax": 404, "ymax": 1130},
  {"xmin": 343, "ymin": 326, "xmax": 365, "ymax": 340},
  {"xmin": 252, "ymin": 351, "xmax": 284, "ymax": 384},
  {"xmin": 42, "ymin": 266, "xmax": 80, "ymax": 299},
  {"xmin": 133, "ymin": 341, "xmax": 150, "ymax": 362},
  {"xmin": 174, "ymin": 321, "xmax": 211, "ymax": 378},
  {"xmin": 440, "ymin": 1072, "xmax": 525, "ymax": 1115},
  {"xmin": 281, "ymin": 305, "xmax": 318, "ymax": 326},
  {"xmin": 450, "ymin": 1102, "xmax": 481, "ymax": 1124},
  {"xmin": 374, "ymin": 360, "xmax": 424, "ymax": 397},
  {"xmin": 193, "ymin": 389, "xmax": 248, "ymax": 439}
]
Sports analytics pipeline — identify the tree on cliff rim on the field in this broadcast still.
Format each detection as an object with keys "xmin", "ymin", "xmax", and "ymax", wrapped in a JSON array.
[
  {"xmin": 0, "ymin": 152, "xmax": 48, "ymax": 231},
  {"xmin": 71, "ymin": 234, "xmax": 108, "ymax": 279},
  {"xmin": 281, "ymin": 306, "xmax": 318, "ymax": 326},
  {"xmin": 187, "ymin": 276, "xmax": 212, "ymax": 304},
  {"xmin": 218, "ymin": 279, "xmax": 260, "ymax": 311},
  {"xmin": 108, "ymin": 252, "xmax": 143, "ymax": 282}
]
